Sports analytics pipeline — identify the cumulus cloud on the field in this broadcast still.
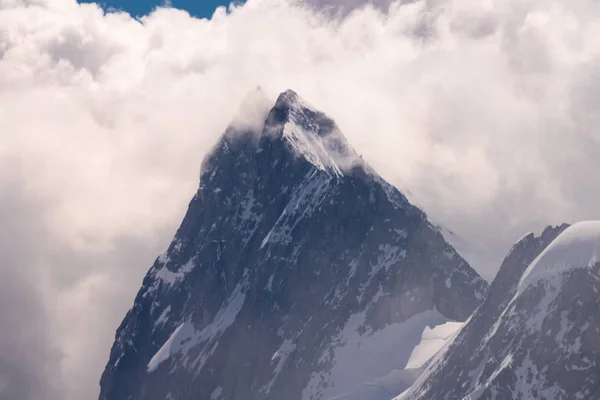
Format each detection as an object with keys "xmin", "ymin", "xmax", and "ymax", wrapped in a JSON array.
[{"xmin": 1, "ymin": 0, "xmax": 600, "ymax": 398}]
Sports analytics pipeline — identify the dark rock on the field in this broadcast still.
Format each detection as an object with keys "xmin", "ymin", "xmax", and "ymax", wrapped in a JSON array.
[{"xmin": 98, "ymin": 89, "xmax": 487, "ymax": 400}]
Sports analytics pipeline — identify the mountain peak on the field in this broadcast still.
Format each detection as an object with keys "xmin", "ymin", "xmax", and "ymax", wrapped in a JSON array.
[
  {"xmin": 263, "ymin": 89, "xmax": 362, "ymax": 177},
  {"xmin": 275, "ymin": 88, "xmax": 300, "ymax": 105},
  {"xmin": 202, "ymin": 89, "xmax": 362, "ymax": 187},
  {"xmin": 99, "ymin": 87, "xmax": 487, "ymax": 400},
  {"xmin": 519, "ymin": 220, "xmax": 600, "ymax": 291},
  {"xmin": 399, "ymin": 221, "xmax": 599, "ymax": 400},
  {"xmin": 273, "ymin": 89, "xmax": 314, "ymax": 112}
]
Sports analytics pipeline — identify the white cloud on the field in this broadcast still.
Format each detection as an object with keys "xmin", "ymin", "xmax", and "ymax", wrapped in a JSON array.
[{"xmin": 1, "ymin": 0, "xmax": 600, "ymax": 398}]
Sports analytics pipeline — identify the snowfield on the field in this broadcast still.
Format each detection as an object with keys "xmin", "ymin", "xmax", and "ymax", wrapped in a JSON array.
[{"xmin": 519, "ymin": 221, "xmax": 600, "ymax": 291}]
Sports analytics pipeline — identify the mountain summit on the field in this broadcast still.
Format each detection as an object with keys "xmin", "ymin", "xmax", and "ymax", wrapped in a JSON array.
[
  {"xmin": 400, "ymin": 222, "xmax": 600, "ymax": 400},
  {"xmin": 98, "ymin": 89, "xmax": 486, "ymax": 400}
]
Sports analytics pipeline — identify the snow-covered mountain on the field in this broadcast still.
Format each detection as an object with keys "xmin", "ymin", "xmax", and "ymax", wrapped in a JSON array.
[
  {"xmin": 98, "ymin": 89, "xmax": 487, "ymax": 400},
  {"xmin": 399, "ymin": 222, "xmax": 600, "ymax": 399}
]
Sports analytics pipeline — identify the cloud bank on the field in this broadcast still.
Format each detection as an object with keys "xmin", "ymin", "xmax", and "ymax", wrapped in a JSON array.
[{"xmin": 1, "ymin": 0, "xmax": 600, "ymax": 398}]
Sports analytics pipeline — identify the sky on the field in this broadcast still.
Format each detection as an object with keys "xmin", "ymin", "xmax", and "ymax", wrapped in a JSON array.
[
  {"xmin": 83, "ymin": 0, "xmax": 242, "ymax": 18},
  {"xmin": 1, "ymin": 0, "xmax": 600, "ymax": 399}
]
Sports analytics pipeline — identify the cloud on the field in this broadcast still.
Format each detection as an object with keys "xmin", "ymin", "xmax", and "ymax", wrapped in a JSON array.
[
  {"xmin": 1, "ymin": 0, "xmax": 600, "ymax": 398},
  {"xmin": 0, "ymin": 171, "xmax": 62, "ymax": 400},
  {"xmin": 303, "ymin": 0, "xmax": 396, "ymax": 15}
]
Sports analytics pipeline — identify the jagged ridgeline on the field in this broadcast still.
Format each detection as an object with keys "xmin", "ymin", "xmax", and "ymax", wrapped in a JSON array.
[{"xmin": 99, "ymin": 89, "xmax": 487, "ymax": 400}]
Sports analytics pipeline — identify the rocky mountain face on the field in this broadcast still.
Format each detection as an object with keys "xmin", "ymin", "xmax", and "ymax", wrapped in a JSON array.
[
  {"xmin": 398, "ymin": 222, "xmax": 600, "ymax": 400},
  {"xmin": 98, "ymin": 89, "xmax": 487, "ymax": 400}
]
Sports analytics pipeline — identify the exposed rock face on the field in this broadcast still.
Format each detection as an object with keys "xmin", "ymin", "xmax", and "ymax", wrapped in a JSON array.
[
  {"xmin": 399, "ymin": 223, "xmax": 600, "ymax": 400},
  {"xmin": 98, "ymin": 89, "xmax": 486, "ymax": 400}
]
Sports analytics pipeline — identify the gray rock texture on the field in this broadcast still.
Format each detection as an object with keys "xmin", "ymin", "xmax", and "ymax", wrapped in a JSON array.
[{"xmin": 98, "ymin": 89, "xmax": 486, "ymax": 400}]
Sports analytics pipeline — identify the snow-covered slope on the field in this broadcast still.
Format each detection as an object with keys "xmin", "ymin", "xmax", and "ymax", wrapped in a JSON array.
[
  {"xmin": 405, "ymin": 320, "xmax": 463, "ymax": 369},
  {"xmin": 519, "ymin": 221, "xmax": 600, "ymax": 290},
  {"xmin": 400, "ymin": 222, "xmax": 600, "ymax": 400},
  {"xmin": 328, "ymin": 319, "xmax": 463, "ymax": 400},
  {"xmin": 98, "ymin": 89, "xmax": 487, "ymax": 400}
]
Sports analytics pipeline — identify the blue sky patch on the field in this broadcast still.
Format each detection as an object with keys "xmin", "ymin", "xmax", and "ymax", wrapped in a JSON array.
[{"xmin": 83, "ymin": 0, "xmax": 244, "ymax": 19}]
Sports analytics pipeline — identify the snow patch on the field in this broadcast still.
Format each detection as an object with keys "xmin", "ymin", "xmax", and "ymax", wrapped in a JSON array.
[
  {"xmin": 158, "ymin": 250, "xmax": 169, "ymax": 264},
  {"xmin": 464, "ymin": 354, "xmax": 567, "ymax": 399},
  {"xmin": 211, "ymin": 386, "xmax": 223, "ymax": 400},
  {"xmin": 155, "ymin": 306, "xmax": 172, "ymax": 327},
  {"xmin": 303, "ymin": 309, "xmax": 448, "ymax": 400},
  {"xmin": 266, "ymin": 274, "xmax": 275, "ymax": 292},
  {"xmin": 149, "ymin": 259, "xmax": 196, "ymax": 292},
  {"xmin": 373, "ymin": 244, "xmax": 406, "ymax": 275},
  {"xmin": 260, "ymin": 170, "xmax": 331, "ymax": 250},
  {"xmin": 346, "ymin": 259, "xmax": 359, "ymax": 286},
  {"xmin": 519, "ymin": 221, "xmax": 600, "ymax": 291},
  {"xmin": 147, "ymin": 281, "xmax": 247, "ymax": 373},
  {"xmin": 279, "ymin": 91, "xmax": 361, "ymax": 177},
  {"xmin": 394, "ymin": 229, "xmax": 408, "ymax": 239},
  {"xmin": 374, "ymin": 176, "xmax": 408, "ymax": 210},
  {"xmin": 283, "ymin": 120, "xmax": 343, "ymax": 177},
  {"xmin": 405, "ymin": 321, "xmax": 463, "ymax": 369},
  {"xmin": 147, "ymin": 321, "xmax": 195, "ymax": 372},
  {"xmin": 263, "ymin": 339, "xmax": 297, "ymax": 395}
]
